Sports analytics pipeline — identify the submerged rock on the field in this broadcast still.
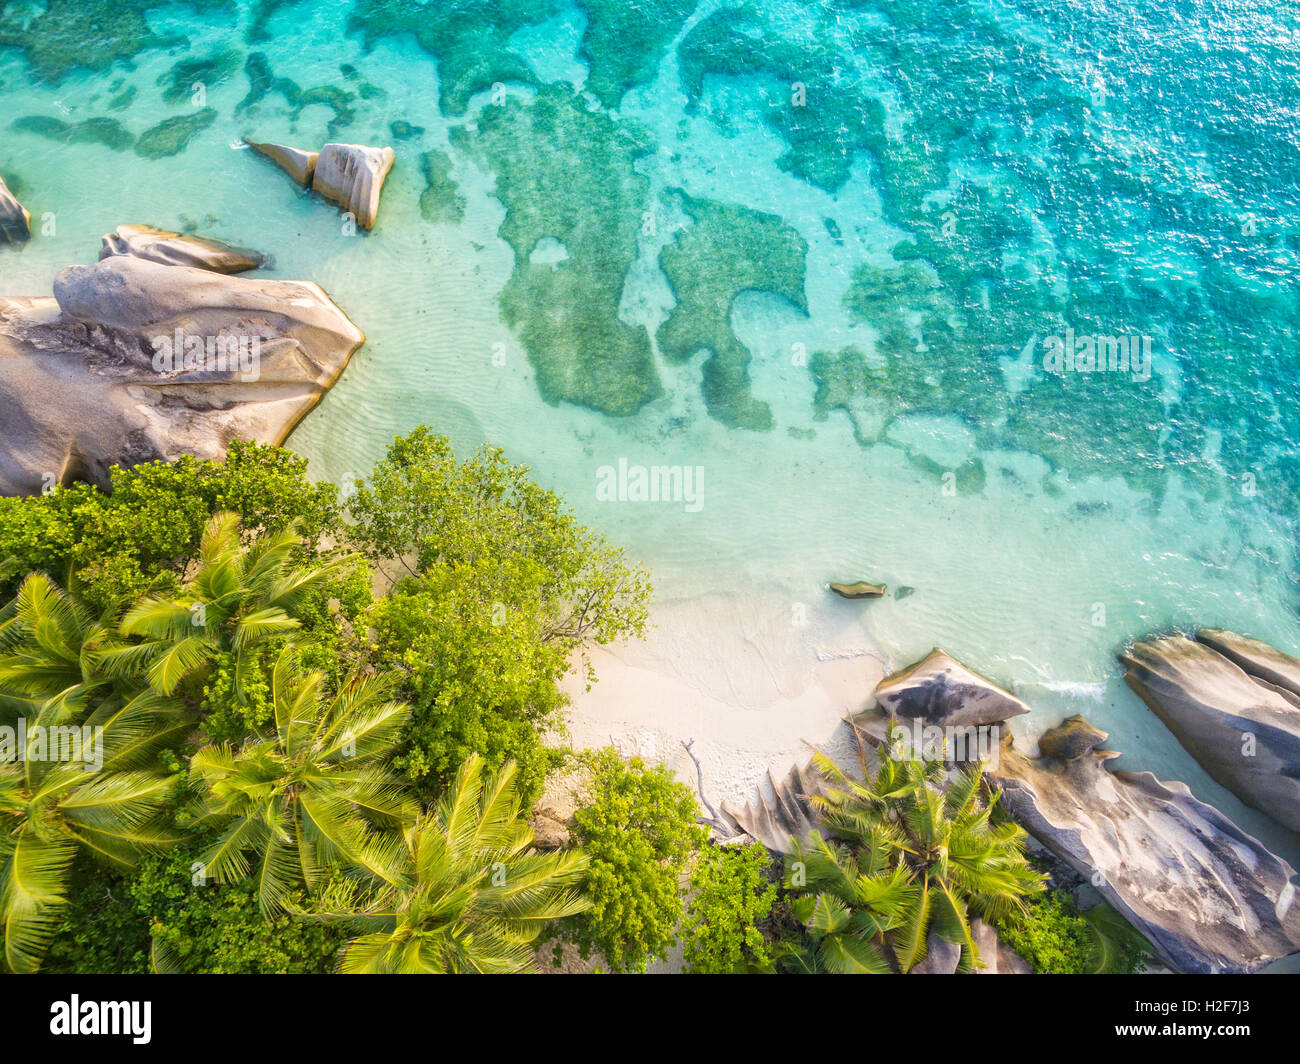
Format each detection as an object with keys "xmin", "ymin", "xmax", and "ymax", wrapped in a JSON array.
[
  {"xmin": 245, "ymin": 139, "xmax": 319, "ymax": 186},
  {"xmin": 828, "ymin": 580, "xmax": 886, "ymax": 599},
  {"xmin": 311, "ymin": 143, "xmax": 395, "ymax": 229},
  {"xmin": 0, "ymin": 249, "xmax": 364, "ymax": 496},
  {"xmin": 99, "ymin": 224, "xmax": 265, "ymax": 274},
  {"xmin": 0, "ymin": 177, "xmax": 31, "ymax": 243},
  {"xmin": 989, "ymin": 718, "xmax": 1300, "ymax": 974},
  {"xmin": 1121, "ymin": 633, "xmax": 1300, "ymax": 833},
  {"xmin": 874, "ymin": 649, "xmax": 1031, "ymax": 727}
]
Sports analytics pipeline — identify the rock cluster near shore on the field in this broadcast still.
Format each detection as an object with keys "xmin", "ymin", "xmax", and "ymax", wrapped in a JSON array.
[
  {"xmin": 989, "ymin": 715, "xmax": 1300, "ymax": 974},
  {"xmin": 1122, "ymin": 630, "xmax": 1300, "ymax": 833},
  {"xmin": 0, "ymin": 176, "xmax": 31, "ymax": 243},
  {"xmin": 0, "ymin": 228, "xmax": 364, "ymax": 496},
  {"xmin": 246, "ymin": 139, "xmax": 394, "ymax": 229},
  {"xmin": 726, "ymin": 636, "xmax": 1300, "ymax": 974}
]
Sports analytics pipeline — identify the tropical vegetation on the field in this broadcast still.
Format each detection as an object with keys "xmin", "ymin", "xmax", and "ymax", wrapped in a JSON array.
[
  {"xmin": 0, "ymin": 431, "xmax": 645, "ymax": 973},
  {"xmin": 0, "ymin": 429, "xmax": 1139, "ymax": 975},
  {"xmin": 779, "ymin": 739, "xmax": 1045, "ymax": 973}
]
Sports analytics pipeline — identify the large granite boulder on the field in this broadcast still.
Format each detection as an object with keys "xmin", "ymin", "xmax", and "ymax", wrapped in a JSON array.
[
  {"xmin": 311, "ymin": 143, "xmax": 394, "ymax": 230},
  {"xmin": 988, "ymin": 718, "xmax": 1300, "ymax": 973},
  {"xmin": 1, "ymin": 176, "xmax": 31, "ymax": 244},
  {"xmin": 0, "ymin": 249, "xmax": 364, "ymax": 495},
  {"xmin": 99, "ymin": 224, "xmax": 264, "ymax": 274},
  {"xmin": 1197, "ymin": 628, "xmax": 1300, "ymax": 704},
  {"xmin": 1121, "ymin": 633, "xmax": 1300, "ymax": 833},
  {"xmin": 875, "ymin": 649, "xmax": 1031, "ymax": 727},
  {"xmin": 245, "ymin": 140, "xmax": 319, "ymax": 186}
]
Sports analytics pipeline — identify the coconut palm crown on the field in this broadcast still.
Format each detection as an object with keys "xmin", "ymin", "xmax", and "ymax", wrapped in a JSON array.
[
  {"xmin": 787, "ymin": 728, "xmax": 1043, "ymax": 973},
  {"xmin": 189, "ymin": 647, "xmax": 416, "ymax": 913},
  {"xmin": 116, "ymin": 511, "xmax": 353, "ymax": 698},
  {"xmin": 326, "ymin": 753, "xmax": 592, "ymax": 974}
]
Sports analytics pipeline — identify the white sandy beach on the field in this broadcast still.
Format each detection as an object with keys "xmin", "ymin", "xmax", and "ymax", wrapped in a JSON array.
[{"xmin": 560, "ymin": 590, "xmax": 887, "ymax": 812}]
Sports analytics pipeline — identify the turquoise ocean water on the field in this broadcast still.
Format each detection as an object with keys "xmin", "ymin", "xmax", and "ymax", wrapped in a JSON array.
[{"xmin": 2, "ymin": 1, "xmax": 1300, "ymax": 870}]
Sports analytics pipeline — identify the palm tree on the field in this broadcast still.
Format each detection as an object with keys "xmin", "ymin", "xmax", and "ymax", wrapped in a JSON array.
[
  {"xmin": 788, "ymin": 732, "xmax": 1043, "ymax": 972},
  {"xmin": 117, "ymin": 512, "xmax": 353, "ymax": 699},
  {"xmin": 188, "ymin": 648, "xmax": 416, "ymax": 913},
  {"xmin": 325, "ymin": 754, "xmax": 592, "ymax": 973},
  {"xmin": 0, "ymin": 573, "xmax": 118, "ymax": 721},
  {"xmin": 0, "ymin": 689, "xmax": 183, "ymax": 972},
  {"xmin": 781, "ymin": 830, "xmax": 916, "ymax": 973}
]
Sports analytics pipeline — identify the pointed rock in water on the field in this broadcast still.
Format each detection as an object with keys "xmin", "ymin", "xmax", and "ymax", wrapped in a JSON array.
[
  {"xmin": 0, "ymin": 252, "xmax": 364, "ymax": 496},
  {"xmin": 0, "ymin": 177, "xmax": 31, "ymax": 243},
  {"xmin": 1122, "ymin": 632, "xmax": 1300, "ymax": 833},
  {"xmin": 311, "ymin": 143, "xmax": 394, "ymax": 229},
  {"xmin": 245, "ymin": 139, "xmax": 319, "ymax": 186},
  {"xmin": 828, "ymin": 580, "xmax": 886, "ymax": 599},
  {"xmin": 874, "ymin": 648, "xmax": 1031, "ymax": 727},
  {"xmin": 99, "ymin": 224, "xmax": 265, "ymax": 274},
  {"xmin": 988, "ymin": 718, "xmax": 1300, "ymax": 974}
]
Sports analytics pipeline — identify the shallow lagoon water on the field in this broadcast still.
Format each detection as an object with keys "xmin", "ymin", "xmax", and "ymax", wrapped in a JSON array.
[{"xmin": 2, "ymin": 0, "xmax": 1299, "ymax": 886}]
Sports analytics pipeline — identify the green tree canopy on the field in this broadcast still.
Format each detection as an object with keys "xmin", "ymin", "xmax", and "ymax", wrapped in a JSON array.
[
  {"xmin": 352, "ymin": 430, "xmax": 650, "ymax": 803},
  {"xmin": 566, "ymin": 748, "xmax": 706, "ymax": 972}
]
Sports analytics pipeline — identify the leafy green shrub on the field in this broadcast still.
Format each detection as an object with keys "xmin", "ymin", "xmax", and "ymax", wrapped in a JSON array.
[
  {"xmin": 995, "ymin": 890, "xmax": 1148, "ymax": 974},
  {"xmin": 0, "ymin": 441, "xmax": 342, "ymax": 613},
  {"xmin": 370, "ymin": 566, "xmax": 569, "ymax": 804},
  {"xmin": 683, "ymin": 843, "xmax": 777, "ymax": 973},
  {"xmin": 134, "ymin": 850, "xmax": 347, "ymax": 974},
  {"xmin": 42, "ymin": 860, "xmax": 153, "ymax": 975},
  {"xmin": 566, "ymin": 749, "xmax": 706, "ymax": 972},
  {"xmin": 994, "ymin": 890, "xmax": 1091, "ymax": 973},
  {"xmin": 43, "ymin": 850, "xmax": 347, "ymax": 974}
]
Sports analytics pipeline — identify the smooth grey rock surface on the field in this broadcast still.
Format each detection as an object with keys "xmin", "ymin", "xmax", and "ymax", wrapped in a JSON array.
[
  {"xmin": 988, "ymin": 719, "xmax": 1300, "ymax": 974},
  {"xmin": 246, "ymin": 140, "xmax": 319, "ymax": 186},
  {"xmin": 875, "ymin": 649, "xmax": 1031, "ymax": 727},
  {"xmin": 0, "ymin": 176, "xmax": 31, "ymax": 243},
  {"xmin": 0, "ymin": 251, "xmax": 364, "ymax": 495},
  {"xmin": 99, "ymin": 224, "xmax": 264, "ymax": 274},
  {"xmin": 311, "ymin": 143, "xmax": 394, "ymax": 229},
  {"xmin": 1122, "ymin": 633, "xmax": 1300, "ymax": 833}
]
